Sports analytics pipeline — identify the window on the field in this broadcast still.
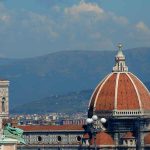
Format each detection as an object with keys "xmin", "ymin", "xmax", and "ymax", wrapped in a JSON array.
[
  {"xmin": 38, "ymin": 136, "xmax": 42, "ymax": 142},
  {"xmin": 57, "ymin": 136, "xmax": 62, "ymax": 142},
  {"xmin": 76, "ymin": 136, "xmax": 81, "ymax": 142},
  {"xmin": 2, "ymin": 97, "xmax": 6, "ymax": 112},
  {"xmin": 130, "ymin": 140, "xmax": 133, "ymax": 145}
]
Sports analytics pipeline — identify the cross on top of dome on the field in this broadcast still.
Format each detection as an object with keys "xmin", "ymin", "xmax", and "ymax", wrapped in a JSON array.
[{"xmin": 112, "ymin": 43, "xmax": 128, "ymax": 72}]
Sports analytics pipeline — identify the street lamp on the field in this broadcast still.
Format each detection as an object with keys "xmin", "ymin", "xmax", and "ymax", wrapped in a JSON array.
[{"xmin": 86, "ymin": 115, "xmax": 106, "ymax": 150}]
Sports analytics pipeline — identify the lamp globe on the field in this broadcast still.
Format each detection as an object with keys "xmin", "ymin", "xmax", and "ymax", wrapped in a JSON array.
[
  {"xmin": 86, "ymin": 118, "xmax": 93, "ymax": 124},
  {"xmin": 92, "ymin": 115, "xmax": 98, "ymax": 121},
  {"xmin": 100, "ymin": 118, "xmax": 106, "ymax": 123}
]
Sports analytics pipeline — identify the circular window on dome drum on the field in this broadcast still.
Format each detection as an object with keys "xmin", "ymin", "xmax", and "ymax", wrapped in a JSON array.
[
  {"xmin": 57, "ymin": 136, "xmax": 62, "ymax": 142},
  {"xmin": 76, "ymin": 136, "xmax": 81, "ymax": 142},
  {"xmin": 37, "ymin": 136, "xmax": 42, "ymax": 142}
]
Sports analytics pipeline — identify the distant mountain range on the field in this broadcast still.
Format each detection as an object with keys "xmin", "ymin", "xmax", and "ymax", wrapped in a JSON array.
[
  {"xmin": 11, "ymin": 89, "xmax": 93, "ymax": 114},
  {"xmin": 0, "ymin": 47, "xmax": 150, "ymax": 113}
]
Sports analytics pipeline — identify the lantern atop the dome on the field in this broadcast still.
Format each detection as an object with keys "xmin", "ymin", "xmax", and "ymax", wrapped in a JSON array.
[{"xmin": 112, "ymin": 43, "xmax": 128, "ymax": 72}]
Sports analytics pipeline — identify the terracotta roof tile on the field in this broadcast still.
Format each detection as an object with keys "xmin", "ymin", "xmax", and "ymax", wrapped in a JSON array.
[
  {"xmin": 122, "ymin": 132, "xmax": 135, "ymax": 139},
  {"xmin": 144, "ymin": 133, "xmax": 150, "ymax": 144},
  {"xmin": 95, "ymin": 73, "xmax": 116, "ymax": 111},
  {"xmin": 89, "ymin": 80, "xmax": 105, "ymax": 110},
  {"xmin": 129, "ymin": 73, "xmax": 150, "ymax": 110},
  {"xmin": 18, "ymin": 125, "xmax": 84, "ymax": 132},
  {"xmin": 117, "ymin": 73, "xmax": 139, "ymax": 110},
  {"xmin": 90, "ymin": 132, "xmax": 114, "ymax": 145}
]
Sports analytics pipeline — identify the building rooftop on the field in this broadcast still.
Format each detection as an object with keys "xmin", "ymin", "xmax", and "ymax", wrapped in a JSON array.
[{"xmin": 18, "ymin": 125, "xmax": 84, "ymax": 132}]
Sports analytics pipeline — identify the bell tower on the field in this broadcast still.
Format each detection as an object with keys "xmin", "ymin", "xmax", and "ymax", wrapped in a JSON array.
[{"xmin": 0, "ymin": 79, "xmax": 9, "ymax": 134}]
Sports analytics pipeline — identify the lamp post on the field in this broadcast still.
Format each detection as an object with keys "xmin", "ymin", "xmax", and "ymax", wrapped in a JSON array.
[{"xmin": 86, "ymin": 115, "xmax": 106, "ymax": 150}]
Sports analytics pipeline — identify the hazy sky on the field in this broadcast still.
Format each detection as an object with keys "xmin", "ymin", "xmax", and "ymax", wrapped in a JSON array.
[{"xmin": 0, "ymin": 0, "xmax": 150, "ymax": 58}]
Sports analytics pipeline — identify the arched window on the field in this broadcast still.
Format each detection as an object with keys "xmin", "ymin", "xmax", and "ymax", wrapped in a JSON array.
[
  {"xmin": 2, "ymin": 97, "xmax": 6, "ymax": 112},
  {"xmin": 57, "ymin": 136, "xmax": 62, "ymax": 142},
  {"xmin": 76, "ymin": 136, "xmax": 81, "ymax": 142},
  {"xmin": 37, "ymin": 136, "xmax": 42, "ymax": 142}
]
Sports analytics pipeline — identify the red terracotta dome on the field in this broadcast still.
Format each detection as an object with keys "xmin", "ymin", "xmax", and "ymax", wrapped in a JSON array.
[
  {"xmin": 121, "ymin": 132, "xmax": 135, "ymax": 139},
  {"xmin": 144, "ymin": 133, "xmax": 150, "ymax": 145},
  {"xmin": 88, "ymin": 44, "xmax": 150, "ymax": 117},
  {"xmin": 90, "ymin": 132, "xmax": 114, "ymax": 146}
]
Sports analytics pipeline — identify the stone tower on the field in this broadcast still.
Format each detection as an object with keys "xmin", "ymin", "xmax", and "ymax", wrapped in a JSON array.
[{"xmin": 0, "ymin": 79, "xmax": 9, "ymax": 135}]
